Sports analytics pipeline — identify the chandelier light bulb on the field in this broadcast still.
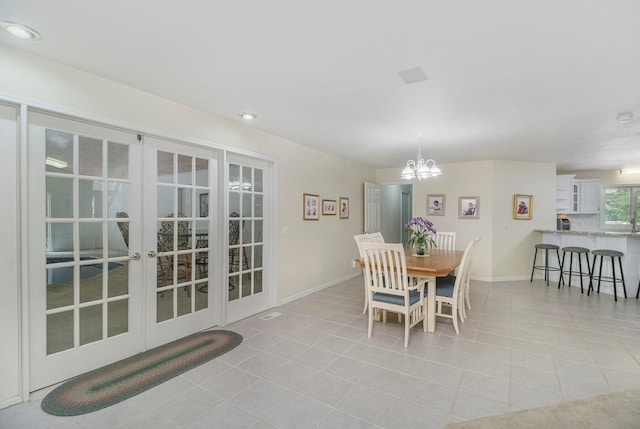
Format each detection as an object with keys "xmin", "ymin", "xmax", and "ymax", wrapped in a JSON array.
[{"xmin": 401, "ymin": 136, "xmax": 442, "ymax": 181}]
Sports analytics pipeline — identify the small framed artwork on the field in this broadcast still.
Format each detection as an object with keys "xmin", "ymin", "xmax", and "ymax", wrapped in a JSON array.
[
  {"xmin": 303, "ymin": 193, "xmax": 320, "ymax": 220},
  {"xmin": 322, "ymin": 199, "xmax": 337, "ymax": 215},
  {"xmin": 427, "ymin": 194, "xmax": 445, "ymax": 216},
  {"xmin": 199, "ymin": 193, "xmax": 209, "ymax": 217},
  {"xmin": 513, "ymin": 194, "xmax": 533, "ymax": 220},
  {"xmin": 339, "ymin": 197, "xmax": 350, "ymax": 219},
  {"xmin": 459, "ymin": 196, "xmax": 479, "ymax": 219}
]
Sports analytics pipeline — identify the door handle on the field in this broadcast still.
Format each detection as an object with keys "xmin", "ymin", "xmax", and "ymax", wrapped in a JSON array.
[
  {"xmin": 147, "ymin": 250, "xmax": 157, "ymax": 258},
  {"xmin": 129, "ymin": 252, "xmax": 141, "ymax": 260}
]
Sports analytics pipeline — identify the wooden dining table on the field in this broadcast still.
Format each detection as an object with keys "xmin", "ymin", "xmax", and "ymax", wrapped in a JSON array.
[{"xmin": 358, "ymin": 248, "xmax": 465, "ymax": 333}]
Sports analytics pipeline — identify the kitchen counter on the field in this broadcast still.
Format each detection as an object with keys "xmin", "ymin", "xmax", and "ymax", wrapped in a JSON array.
[
  {"xmin": 536, "ymin": 230, "xmax": 640, "ymax": 296},
  {"xmin": 535, "ymin": 229, "xmax": 640, "ymax": 237}
]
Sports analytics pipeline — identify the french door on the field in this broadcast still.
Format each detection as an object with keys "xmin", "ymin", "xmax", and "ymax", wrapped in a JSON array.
[
  {"xmin": 143, "ymin": 136, "xmax": 219, "ymax": 348},
  {"xmin": 225, "ymin": 154, "xmax": 272, "ymax": 323},
  {"xmin": 27, "ymin": 113, "xmax": 219, "ymax": 390}
]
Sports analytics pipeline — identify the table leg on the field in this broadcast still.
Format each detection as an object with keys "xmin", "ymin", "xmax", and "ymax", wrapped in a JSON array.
[{"xmin": 427, "ymin": 276, "xmax": 436, "ymax": 333}]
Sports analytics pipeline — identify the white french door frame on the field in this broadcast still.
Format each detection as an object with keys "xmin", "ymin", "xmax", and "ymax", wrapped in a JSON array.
[
  {"xmin": 11, "ymin": 96, "xmax": 279, "ymax": 397},
  {"xmin": 26, "ymin": 110, "xmax": 145, "ymax": 390},
  {"xmin": 142, "ymin": 136, "xmax": 222, "ymax": 349},
  {"xmin": 223, "ymin": 152, "xmax": 278, "ymax": 323}
]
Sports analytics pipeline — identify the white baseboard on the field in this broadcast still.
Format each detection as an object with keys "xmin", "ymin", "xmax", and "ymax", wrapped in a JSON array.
[
  {"xmin": 0, "ymin": 395, "xmax": 23, "ymax": 410},
  {"xmin": 471, "ymin": 275, "xmax": 536, "ymax": 282},
  {"xmin": 278, "ymin": 272, "xmax": 361, "ymax": 306}
]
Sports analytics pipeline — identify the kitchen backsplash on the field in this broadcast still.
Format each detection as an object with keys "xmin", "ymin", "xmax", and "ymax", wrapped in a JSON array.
[{"xmin": 564, "ymin": 214, "xmax": 601, "ymax": 231}]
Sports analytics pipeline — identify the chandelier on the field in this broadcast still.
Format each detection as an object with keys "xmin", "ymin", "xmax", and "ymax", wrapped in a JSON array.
[{"xmin": 401, "ymin": 136, "xmax": 442, "ymax": 180}]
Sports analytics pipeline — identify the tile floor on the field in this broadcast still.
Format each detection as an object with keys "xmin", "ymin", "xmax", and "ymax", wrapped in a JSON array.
[{"xmin": 3, "ymin": 276, "xmax": 640, "ymax": 428}]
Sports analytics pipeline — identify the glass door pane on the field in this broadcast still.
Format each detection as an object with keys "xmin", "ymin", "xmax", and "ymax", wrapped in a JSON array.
[
  {"xmin": 144, "ymin": 137, "xmax": 218, "ymax": 349},
  {"xmin": 156, "ymin": 151, "xmax": 210, "ymax": 322},
  {"xmin": 228, "ymin": 163, "xmax": 264, "ymax": 301},
  {"xmin": 44, "ymin": 133, "xmax": 133, "ymax": 354}
]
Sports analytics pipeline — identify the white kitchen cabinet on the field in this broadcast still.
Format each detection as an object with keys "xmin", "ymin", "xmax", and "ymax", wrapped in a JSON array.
[
  {"xmin": 556, "ymin": 175, "xmax": 574, "ymax": 213},
  {"xmin": 572, "ymin": 179, "xmax": 600, "ymax": 214}
]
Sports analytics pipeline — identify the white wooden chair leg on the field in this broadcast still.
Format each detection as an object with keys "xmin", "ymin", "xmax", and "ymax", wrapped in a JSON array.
[{"xmin": 404, "ymin": 317, "xmax": 410, "ymax": 348}]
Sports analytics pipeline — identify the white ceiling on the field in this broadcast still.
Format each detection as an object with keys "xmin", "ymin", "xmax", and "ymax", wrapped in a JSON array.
[{"xmin": 2, "ymin": 0, "xmax": 640, "ymax": 171}]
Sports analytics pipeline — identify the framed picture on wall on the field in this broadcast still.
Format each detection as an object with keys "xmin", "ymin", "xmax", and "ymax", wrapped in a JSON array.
[
  {"xmin": 427, "ymin": 194, "xmax": 445, "ymax": 216},
  {"xmin": 513, "ymin": 194, "xmax": 533, "ymax": 219},
  {"xmin": 322, "ymin": 199, "xmax": 337, "ymax": 215},
  {"xmin": 339, "ymin": 197, "xmax": 349, "ymax": 219},
  {"xmin": 303, "ymin": 193, "xmax": 320, "ymax": 220},
  {"xmin": 459, "ymin": 196, "xmax": 479, "ymax": 219}
]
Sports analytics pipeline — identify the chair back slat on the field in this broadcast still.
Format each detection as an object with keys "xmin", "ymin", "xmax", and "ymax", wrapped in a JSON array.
[
  {"xmin": 362, "ymin": 242, "xmax": 408, "ymax": 297},
  {"xmin": 354, "ymin": 232, "xmax": 386, "ymax": 257},
  {"xmin": 368, "ymin": 232, "xmax": 385, "ymax": 243},
  {"xmin": 354, "ymin": 233, "xmax": 375, "ymax": 257},
  {"xmin": 434, "ymin": 232, "xmax": 456, "ymax": 250}
]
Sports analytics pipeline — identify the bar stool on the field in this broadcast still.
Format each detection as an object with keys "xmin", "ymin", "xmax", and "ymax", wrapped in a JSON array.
[
  {"xmin": 588, "ymin": 249, "xmax": 626, "ymax": 301},
  {"xmin": 530, "ymin": 244, "xmax": 562, "ymax": 286},
  {"xmin": 558, "ymin": 246, "xmax": 591, "ymax": 293}
]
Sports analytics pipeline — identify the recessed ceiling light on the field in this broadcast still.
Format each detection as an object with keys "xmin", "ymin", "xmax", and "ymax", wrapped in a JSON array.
[
  {"xmin": 620, "ymin": 168, "xmax": 640, "ymax": 175},
  {"xmin": 239, "ymin": 112, "xmax": 257, "ymax": 120},
  {"xmin": 0, "ymin": 21, "xmax": 42, "ymax": 40},
  {"xmin": 617, "ymin": 112, "xmax": 634, "ymax": 123}
]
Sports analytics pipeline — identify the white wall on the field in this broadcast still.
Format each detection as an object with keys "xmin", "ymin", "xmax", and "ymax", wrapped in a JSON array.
[
  {"xmin": 492, "ymin": 161, "xmax": 556, "ymax": 278},
  {"xmin": 377, "ymin": 159, "xmax": 556, "ymax": 280},
  {"xmin": 0, "ymin": 103, "xmax": 20, "ymax": 408},
  {"xmin": 0, "ymin": 44, "xmax": 375, "ymax": 404}
]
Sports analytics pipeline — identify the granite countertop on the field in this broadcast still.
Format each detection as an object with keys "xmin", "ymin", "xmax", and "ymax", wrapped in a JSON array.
[{"xmin": 534, "ymin": 229, "xmax": 640, "ymax": 237}]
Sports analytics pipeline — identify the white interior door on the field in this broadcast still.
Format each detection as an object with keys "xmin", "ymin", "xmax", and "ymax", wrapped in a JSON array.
[
  {"xmin": 143, "ymin": 137, "xmax": 220, "ymax": 348},
  {"xmin": 27, "ymin": 114, "xmax": 221, "ymax": 390},
  {"xmin": 225, "ymin": 154, "xmax": 273, "ymax": 323},
  {"xmin": 364, "ymin": 182, "xmax": 381, "ymax": 233},
  {"xmin": 27, "ymin": 112, "xmax": 144, "ymax": 390}
]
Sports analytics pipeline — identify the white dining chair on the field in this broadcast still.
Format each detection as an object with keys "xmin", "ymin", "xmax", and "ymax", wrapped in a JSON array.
[
  {"xmin": 462, "ymin": 236, "xmax": 482, "ymax": 317},
  {"xmin": 361, "ymin": 242, "xmax": 427, "ymax": 347},
  {"xmin": 433, "ymin": 238, "xmax": 475, "ymax": 334},
  {"xmin": 354, "ymin": 233, "xmax": 376, "ymax": 314},
  {"xmin": 458, "ymin": 235, "xmax": 482, "ymax": 322},
  {"xmin": 434, "ymin": 231, "xmax": 456, "ymax": 250},
  {"xmin": 436, "ymin": 235, "xmax": 481, "ymax": 323},
  {"xmin": 368, "ymin": 232, "xmax": 385, "ymax": 243}
]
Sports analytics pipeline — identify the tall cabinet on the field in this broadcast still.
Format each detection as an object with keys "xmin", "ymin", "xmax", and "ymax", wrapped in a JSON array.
[
  {"xmin": 557, "ymin": 175, "xmax": 600, "ymax": 214},
  {"xmin": 556, "ymin": 175, "xmax": 574, "ymax": 213},
  {"xmin": 573, "ymin": 179, "xmax": 600, "ymax": 214}
]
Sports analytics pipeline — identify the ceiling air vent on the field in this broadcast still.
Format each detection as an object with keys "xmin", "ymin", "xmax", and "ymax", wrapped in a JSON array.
[{"xmin": 397, "ymin": 67, "xmax": 428, "ymax": 84}]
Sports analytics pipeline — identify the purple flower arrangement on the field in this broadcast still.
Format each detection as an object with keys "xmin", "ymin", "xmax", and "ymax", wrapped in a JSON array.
[{"xmin": 405, "ymin": 216, "xmax": 437, "ymax": 254}]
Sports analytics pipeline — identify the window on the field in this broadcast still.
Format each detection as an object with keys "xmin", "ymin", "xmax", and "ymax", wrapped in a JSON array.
[{"xmin": 603, "ymin": 186, "xmax": 640, "ymax": 228}]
